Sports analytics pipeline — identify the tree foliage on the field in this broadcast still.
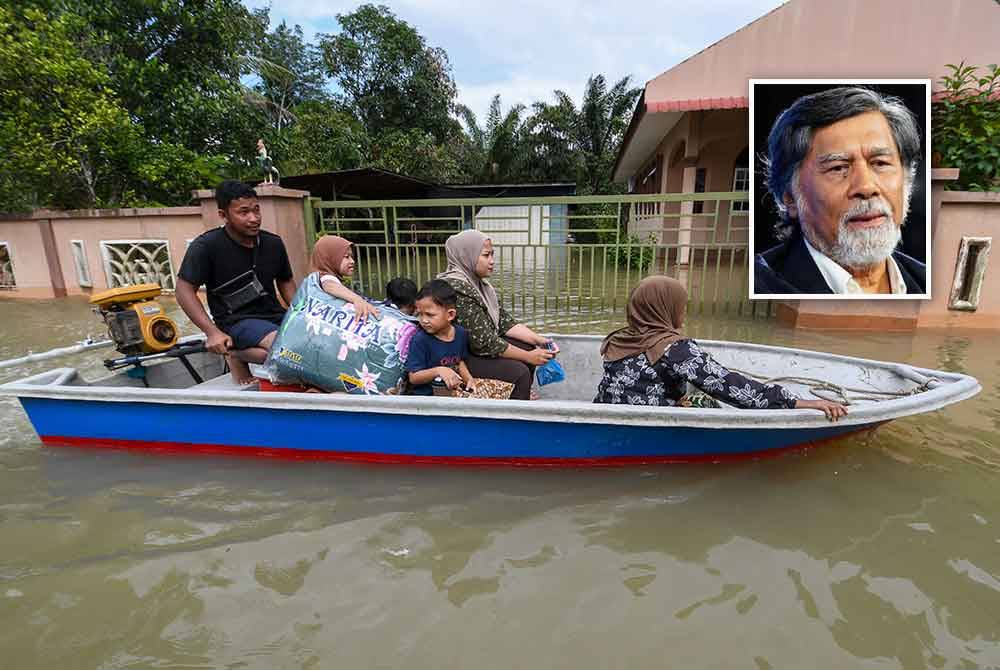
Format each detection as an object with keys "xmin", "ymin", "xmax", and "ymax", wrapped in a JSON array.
[
  {"xmin": 319, "ymin": 4, "xmax": 456, "ymax": 143},
  {"xmin": 317, "ymin": 4, "xmax": 462, "ymax": 182},
  {"xmin": 0, "ymin": 5, "xmax": 223, "ymax": 210},
  {"xmin": 524, "ymin": 75, "xmax": 641, "ymax": 195},
  {"xmin": 0, "ymin": 1, "xmax": 643, "ymax": 211},
  {"xmin": 282, "ymin": 100, "xmax": 367, "ymax": 175},
  {"xmin": 933, "ymin": 62, "xmax": 1000, "ymax": 191},
  {"xmin": 456, "ymin": 96, "xmax": 527, "ymax": 183},
  {"xmin": 248, "ymin": 16, "xmax": 327, "ymax": 137}
]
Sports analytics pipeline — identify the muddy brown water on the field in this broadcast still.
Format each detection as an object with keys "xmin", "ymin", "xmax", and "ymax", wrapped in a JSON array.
[{"xmin": 0, "ymin": 296, "xmax": 998, "ymax": 669}]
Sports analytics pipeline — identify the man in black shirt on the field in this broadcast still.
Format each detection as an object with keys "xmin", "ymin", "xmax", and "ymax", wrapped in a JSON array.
[{"xmin": 177, "ymin": 181, "xmax": 296, "ymax": 383}]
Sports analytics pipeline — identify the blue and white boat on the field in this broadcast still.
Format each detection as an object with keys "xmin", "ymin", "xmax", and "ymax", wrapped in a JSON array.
[{"xmin": 0, "ymin": 335, "xmax": 980, "ymax": 466}]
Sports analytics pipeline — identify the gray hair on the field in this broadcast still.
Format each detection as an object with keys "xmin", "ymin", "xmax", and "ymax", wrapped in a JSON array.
[{"xmin": 763, "ymin": 86, "xmax": 922, "ymax": 240}]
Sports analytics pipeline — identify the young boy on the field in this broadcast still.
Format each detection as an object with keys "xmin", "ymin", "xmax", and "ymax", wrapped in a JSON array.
[
  {"xmin": 405, "ymin": 279, "xmax": 476, "ymax": 395},
  {"xmin": 383, "ymin": 277, "xmax": 417, "ymax": 315}
]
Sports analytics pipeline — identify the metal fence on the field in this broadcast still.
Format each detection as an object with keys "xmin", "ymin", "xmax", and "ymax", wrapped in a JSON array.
[{"xmin": 306, "ymin": 192, "xmax": 771, "ymax": 331}]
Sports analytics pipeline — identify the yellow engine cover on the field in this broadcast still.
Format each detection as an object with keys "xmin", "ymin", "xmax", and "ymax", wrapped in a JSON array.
[
  {"xmin": 129, "ymin": 301, "xmax": 178, "ymax": 352},
  {"xmin": 90, "ymin": 283, "xmax": 163, "ymax": 309}
]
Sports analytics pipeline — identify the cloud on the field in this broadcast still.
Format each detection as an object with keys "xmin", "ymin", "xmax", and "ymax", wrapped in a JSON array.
[
  {"xmin": 456, "ymin": 76, "xmax": 583, "ymax": 125},
  {"xmin": 246, "ymin": 0, "xmax": 786, "ymax": 121}
]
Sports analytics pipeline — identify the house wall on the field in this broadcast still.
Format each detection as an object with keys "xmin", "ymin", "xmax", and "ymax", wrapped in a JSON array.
[
  {"xmin": 473, "ymin": 204, "xmax": 563, "ymax": 271},
  {"xmin": 917, "ymin": 191, "xmax": 1000, "ymax": 329},
  {"xmin": 643, "ymin": 0, "xmax": 999, "ymax": 106},
  {"xmin": 628, "ymin": 109, "xmax": 749, "ymax": 248}
]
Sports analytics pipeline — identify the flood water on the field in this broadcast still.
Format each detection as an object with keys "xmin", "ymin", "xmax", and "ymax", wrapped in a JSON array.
[{"xmin": 1, "ymin": 297, "xmax": 998, "ymax": 669}]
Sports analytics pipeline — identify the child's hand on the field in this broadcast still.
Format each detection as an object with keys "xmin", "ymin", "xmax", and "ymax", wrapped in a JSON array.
[
  {"xmin": 352, "ymin": 299, "xmax": 381, "ymax": 323},
  {"xmin": 795, "ymin": 399, "xmax": 848, "ymax": 421},
  {"xmin": 463, "ymin": 377, "xmax": 478, "ymax": 393},
  {"xmin": 439, "ymin": 367, "xmax": 463, "ymax": 389}
]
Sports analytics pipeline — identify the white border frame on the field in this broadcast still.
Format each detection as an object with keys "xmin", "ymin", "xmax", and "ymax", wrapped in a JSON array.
[{"xmin": 748, "ymin": 78, "xmax": 932, "ymax": 300}]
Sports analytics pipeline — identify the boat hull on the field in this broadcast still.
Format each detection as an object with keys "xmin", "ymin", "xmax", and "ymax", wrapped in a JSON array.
[
  {"xmin": 22, "ymin": 397, "xmax": 868, "ymax": 466},
  {"xmin": 3, "ymin": 335, "xmax": 980, "ymax": 467}
]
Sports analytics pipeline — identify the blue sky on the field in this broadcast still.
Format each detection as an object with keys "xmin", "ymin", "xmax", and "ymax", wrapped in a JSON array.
[{"xmin": 243, "ymin": 0, "xmax": 786, "ymax": 123}]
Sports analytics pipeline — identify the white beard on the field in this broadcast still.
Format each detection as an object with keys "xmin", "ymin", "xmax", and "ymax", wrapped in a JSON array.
[
  {"xmin": 799, "ymin": 197, "xmax": 902, "ymax": 270},
  {"xmin": 828, "ymin": 218, "xmax": 901, "ymax": 269}
]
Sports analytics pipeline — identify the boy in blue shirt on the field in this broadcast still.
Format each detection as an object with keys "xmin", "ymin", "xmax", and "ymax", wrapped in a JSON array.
[{"xmin": 406, "ymin": 279, "xmax": 476, "ymax": 395}]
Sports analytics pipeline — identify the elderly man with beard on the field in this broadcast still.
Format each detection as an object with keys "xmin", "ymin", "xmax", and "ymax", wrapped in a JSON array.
[{"xmin": 754, "ymin": 87, "xmax": 925, "ymax": 295}]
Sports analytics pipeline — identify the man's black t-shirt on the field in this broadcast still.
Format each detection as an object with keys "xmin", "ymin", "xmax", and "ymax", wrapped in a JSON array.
[{"xmin": 178, "ymin": 227, "xmax": 293, "ymax": 328}]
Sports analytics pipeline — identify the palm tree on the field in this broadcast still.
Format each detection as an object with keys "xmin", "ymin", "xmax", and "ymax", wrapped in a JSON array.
[
  {"xmin": 455, "ymin": 95, "xmax": 526, "ymax": 183},
  {"xmin": 525, "ymin": 75, "xmax": 641, "ymax": 194}
]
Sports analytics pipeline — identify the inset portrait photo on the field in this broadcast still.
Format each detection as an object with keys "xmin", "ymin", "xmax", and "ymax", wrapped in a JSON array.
[{"xmin": 749, "ymin": 80, "xmax": 931, "ymax": 299}]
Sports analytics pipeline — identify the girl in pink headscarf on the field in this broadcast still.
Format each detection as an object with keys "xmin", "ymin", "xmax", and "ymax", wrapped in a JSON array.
[{"xmin": 311, "ymin": 234, "xmax": 380, "ymax": 322}]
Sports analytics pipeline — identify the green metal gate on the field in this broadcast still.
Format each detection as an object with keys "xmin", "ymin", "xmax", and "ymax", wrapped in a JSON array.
[{"xmin": 304, "ymin": 191, "xmax": 771, "ymax": 331}]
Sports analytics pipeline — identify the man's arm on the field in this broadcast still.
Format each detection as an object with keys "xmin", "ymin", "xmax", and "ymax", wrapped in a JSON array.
[
  {"xmin": 175, "ymin": 278, "xmax": 231, "ymax": 354},
  {"xmin": 276, "ymin": 277, "xmax": 297, "ymax": 308}
]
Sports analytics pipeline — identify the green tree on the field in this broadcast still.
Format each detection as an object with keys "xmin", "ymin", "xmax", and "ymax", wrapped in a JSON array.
[
  {"xmin": 319, "ymin": 4, "xmax": 457, "ymax": 143},
  {"xmin": 282, "ymin": 100, "xmax": 367, "ymax": 175},
  {"xmin": 455, "ymin": 95, "xmax": 527, "ymax": 182},
  {"xmin": 577, "ymin": 75, "xmax": 641, "ymax": 194},
  {"xmin": 521, "ymin": 91, "xmax": 584, "ymax": 184},
  {"xmin": 933, "ymin": 62, "xmax": 1000, "ymax": 191},
  {"xmin": 523, "ymin": 75, "xmax": 640, "ymax": 195},
  {"xmin": 69, "ymin": 0, "xmax": 261, "ymax": 156},
  {"xmin": 247, "ymin": 16, "xmax": 328, "ymax": 138},
  {"xmin": 0, "ymin": 5, "xmax": 222, "ymax": 210},
  {"xmin": 371, "ymin": 128, "xmax": 461, "ymax": 183},
  {"xmin": 317, "ymin": 4, "xmax": 469, "ymax": 181}
]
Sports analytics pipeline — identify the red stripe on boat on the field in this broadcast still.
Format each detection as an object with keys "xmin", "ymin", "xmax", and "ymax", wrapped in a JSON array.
[{"xmin": 38, "ymin": 429, "xmax": 874, "ymax": 467}]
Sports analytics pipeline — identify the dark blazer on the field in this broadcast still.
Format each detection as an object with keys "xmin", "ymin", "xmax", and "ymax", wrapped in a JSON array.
[{"xmin": 754, "ymin": 231, "xmax": 926, "ymax": 295}]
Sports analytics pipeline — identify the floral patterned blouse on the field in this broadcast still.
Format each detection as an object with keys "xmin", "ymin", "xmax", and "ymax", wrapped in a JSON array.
[
  {"xmin": 594, "ymin": 338, "xmax": 797, "ymax": 409},
  {"xmin": 442, "ymin": 278, "xmax": 518, "ymax": 357}
]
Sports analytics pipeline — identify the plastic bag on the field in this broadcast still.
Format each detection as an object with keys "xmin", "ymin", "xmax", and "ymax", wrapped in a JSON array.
[
  {"xmin": 266, "ymin": 272, "xmax": 418, "ymax": 394},
  {"xmin": 535, "ymin": 357, "xmax": 566, "ymax": 386}
]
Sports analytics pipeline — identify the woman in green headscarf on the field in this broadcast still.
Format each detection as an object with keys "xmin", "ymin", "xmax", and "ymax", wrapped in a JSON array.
[{"xmin": 437, "ymin": 229, "xmax": 554, "ymax": 400}]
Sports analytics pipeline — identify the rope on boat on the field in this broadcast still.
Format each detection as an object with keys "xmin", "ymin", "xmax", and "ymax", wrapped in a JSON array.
[{"xmin": 729, "ymin": 368, "xmax": 937, "ymax": 405}]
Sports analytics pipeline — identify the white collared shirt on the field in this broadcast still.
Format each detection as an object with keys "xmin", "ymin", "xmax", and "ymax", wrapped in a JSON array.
[{"xmin": 803, "ymin": 237, "xmax": 907, "ymax": 295}]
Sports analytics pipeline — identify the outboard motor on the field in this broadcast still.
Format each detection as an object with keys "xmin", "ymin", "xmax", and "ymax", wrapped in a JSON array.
[
  {"xmin": 90, "ymin": 283, "xmax": 178, "ymax": 356},
  {"xmin": 89, "ymin": 284, "xmax": 204, "ymax": 383}
]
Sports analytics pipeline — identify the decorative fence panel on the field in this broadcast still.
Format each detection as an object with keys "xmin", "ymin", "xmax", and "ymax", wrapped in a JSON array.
[
  {"xmin": 0, "ymin": 242, "xmax": 15, "ymax": 289},
  {"xmin": 99, "ymin": 240, "xmax": 176, "ymax": 292},
  {"xmin": 307, "ymin": 192, "xmax": 770, "ymax": 331}
]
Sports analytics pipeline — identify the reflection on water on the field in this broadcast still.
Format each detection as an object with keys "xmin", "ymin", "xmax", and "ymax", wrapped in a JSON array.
[{"xmin": 1, "ymin": 297, "xmax": 999, "ymax": 668}]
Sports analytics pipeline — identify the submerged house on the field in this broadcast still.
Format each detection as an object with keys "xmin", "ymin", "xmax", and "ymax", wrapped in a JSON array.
[
  {"xmin": 613, "ymin": 0, "xmax": 998, "ymax": 251},
  {"xmin": 611, "ymin": 0, "xmax": 1000, "ymax": 330}
]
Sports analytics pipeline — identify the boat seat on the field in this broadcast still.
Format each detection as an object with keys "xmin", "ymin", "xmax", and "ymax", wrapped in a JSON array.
[{"xmin": 189, "ymin": 374, "xmax": 259, "ymax": 392}]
